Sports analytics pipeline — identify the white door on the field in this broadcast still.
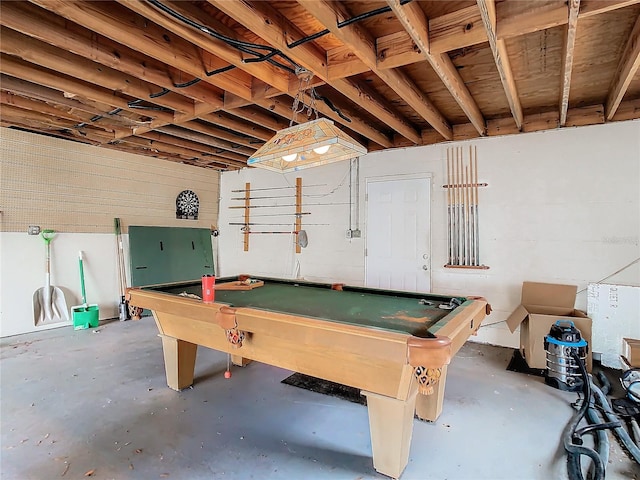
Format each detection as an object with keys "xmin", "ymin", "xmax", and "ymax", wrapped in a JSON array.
[{"xmin": 365, "ymin": 176, "xmax": 431, "ymax": 292}]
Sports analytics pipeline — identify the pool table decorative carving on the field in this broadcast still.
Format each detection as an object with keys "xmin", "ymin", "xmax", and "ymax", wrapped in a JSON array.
[{"xmin": 127, "ymin": 276, "xmax": 489, "ymax": 479}]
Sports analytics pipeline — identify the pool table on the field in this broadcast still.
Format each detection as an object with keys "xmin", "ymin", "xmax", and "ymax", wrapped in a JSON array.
[{"xmin": 126, "ymin": 276, "xmax": 488, "ymax": 479}]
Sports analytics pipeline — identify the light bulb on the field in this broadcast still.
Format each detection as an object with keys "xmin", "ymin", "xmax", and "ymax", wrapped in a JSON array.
[
  {"xmin": 313, "ymin": 145, "xmax": 331, "ymax": 155},
  {"xmin": 282, "ymin": 153, "xmax": 297, "ymax": 162}
]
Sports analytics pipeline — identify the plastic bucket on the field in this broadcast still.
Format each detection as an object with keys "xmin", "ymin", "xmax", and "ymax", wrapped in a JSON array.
[{"xmin": 72, "ymin": 304, "xmax": 100, "ymax": 330}]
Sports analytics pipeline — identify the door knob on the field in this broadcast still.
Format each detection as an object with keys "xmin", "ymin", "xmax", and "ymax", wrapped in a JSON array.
[{"xmin": 422, "ymin": 265, "xmax": 428, "ymax": 271}]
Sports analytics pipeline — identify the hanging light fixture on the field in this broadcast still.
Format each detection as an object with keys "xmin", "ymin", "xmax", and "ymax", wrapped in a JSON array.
[{"xmin": 247, "ymin": 68, "xmax": 367, "ymax": 173}]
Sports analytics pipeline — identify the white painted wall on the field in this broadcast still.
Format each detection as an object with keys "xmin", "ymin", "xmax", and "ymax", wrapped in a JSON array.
[
  {"xmin": 0, "ymin": 127, "xmax": 220, "ymax": 337},
  {"xmin": 219, "ymin": 121, "xmax": 640, "ymax": 353},
  {"xmin": 0, "ymin": 233, "xmax": 130, "ymax": 337}
]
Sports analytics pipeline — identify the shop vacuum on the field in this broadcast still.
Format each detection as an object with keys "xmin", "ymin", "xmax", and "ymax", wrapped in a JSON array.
[{"xmin": 544, "ymin": 320, "xmax": 588, "ymax": 392}]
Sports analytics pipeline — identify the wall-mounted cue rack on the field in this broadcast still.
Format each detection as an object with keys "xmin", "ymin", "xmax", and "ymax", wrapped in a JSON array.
[
  {"xmin": 444, "ymin": 146, "xmax": 489, "ymax": 270},
  {"xmin": 229, "ymin": 178, "xmax": 306, "ymax": 253}
]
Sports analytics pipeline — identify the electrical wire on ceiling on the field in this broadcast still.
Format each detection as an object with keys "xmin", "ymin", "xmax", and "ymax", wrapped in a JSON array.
[
  {"xmin": 144, "ymin": 0, "xmax": 416, "ymax": 124},
  {"xmin": 286, "ymin": 0, "xmax": 414, "ymax": 48},
  {"xmin": 59, "ymin": 1, "xmax": 419, "ymax": 137},
  {"xmin": 145, "ymin": 0, "xmax": 343, "ymax": 118},
  {"xmin": 146, "ymin": 0, "xmax": 298, "ymax": 73}
]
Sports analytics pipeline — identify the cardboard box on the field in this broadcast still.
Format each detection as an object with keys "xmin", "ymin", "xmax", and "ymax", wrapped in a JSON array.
[
  {"xmin": 506, "ymin": 282, "xmax": 593, "ymax": 371},
  {"xmin": 622, "ymin": 338, "xmax": 640, "ymax": 367}
]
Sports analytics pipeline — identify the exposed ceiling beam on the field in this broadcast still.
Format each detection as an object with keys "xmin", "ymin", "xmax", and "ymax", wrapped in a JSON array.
[
  {"xmin": 200, "ymin": 112, "xmax": 273, "ymax": 142},
  {"xmin": 497, "ymin": 1, "xmax": 568, "ymax": 40},
  {"xmin": 317, "ymin": 1, "xmax": 640, "ymax": 73},
  {"xmin": 379, "ymin": 0, "xmax": 640, "ymax": 64},
  {"xmin": 605, "ymin": 14, "xmax": 640, "ymax": 119},
  {"xmin": 137, "ymin": 131, "xmax": 248, "ymax": 164},
  {"xmin": 29, "ymin": 0, "xmax": 254, "ymax": 100},
  {"xmin": 177, "ymin": 121, "xmax": 261, "ymax": 149},
  {"xmin": 477, "ymin": 0, "xmax": 524, "ymax": 130},
  {"xmin": 0, "ymin": 75, "xmax": 130, "ymax": 125},
  {"xmin": 298, "ymin": 0, "xmax": 452, "ymax": 140},
  {"xmin": 0, "ymin": 91, "xmax": 130, "ymax": 136},
  {"xmin": 0, "ymin": 53, "xmax": 174, "ymax": 125},
  {"xmin": 559, "ymin": 0, "xmax": 581, "ymax": 126},
  {"xmin": 386, "ymin": 0, "xmax": 486, "ymax": 136},
  {"xmin": 123, "ymin": 135, "xmax": 244, "ymax": 168},
  {"xmin": 115, "ymin": 0, "xmax": 290, "ymax": 92},
  {"xmin": 208, "ymin": 0, "xmax": 415, "ymax": 145},
  {"xmin": 429, "ymin": 5, "xmax": 487, "ymax": 54},
  {"xmin": 127, "ymin": 0, "xmax": 392, "ymax": 148},
  {"xmin": 153, "ymin": 126, "xmax": 255, "ymax": 157},
  {"xmin": 580, "ymin": 0, "xmax": 640, "ymax": 17},
  {"xmin": 0, "ymin": 103, "xmax": 112, "ymax": 142},
  {"xmin": 0, "ymin": 1, "xmax": 225, "ymax": 109},
  {"xmin": 0, "ymin": 27, "xmax": 194, "ymax": 115},
  {"xmin": 225, "ymin": 105, "xmax": 290, "ymax": 132}
]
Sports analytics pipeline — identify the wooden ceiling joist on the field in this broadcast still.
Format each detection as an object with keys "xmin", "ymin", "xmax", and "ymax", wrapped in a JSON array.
[
  {"xmin": 605, "ymin": 14, "xmax": 640, "ymax": 120},
  {"xmin": 177, "ymin": 121, "xmax": 261, "ymax": 150},
  {"xmin": 559, "ymin": 0, "xmax": 581, "ymax": 126},
  {"xmin": 0, "ymin": 27, "xmax": 194, "ymax": 116},
  {"xmin": 136, "ymin": 131, "xmax": 248, "ymax": 164},
  {"xmin": 0, "ymin": 0, "xmax": 638, "ymax": 171},
  {"xmin": 200, "ymin": 112, "xmax": 274, "ymax": 142},
  {"xmin": 123, "ymin": 135, "xmax": 244, "ymax": 168},
  {"xmin": 386, "ymin": 0, "xmax": 486, "ymax": 136},
  {"xmin": 298, "ymin": 0, "xmax": 452, "ymax": 141},
  {"xmin": 152, "ymin": 126, "xmax": 254, "ymax": 158},
  {"xmin": 29, "ymin": 0, "xmax": 254, "ymax": 100},
  {"xmin": 477, "ymin": 0, "xmax": 524, "ymax": 130},
  {"xmin": 0, "ymin": 53, "xmax": 174, "ymax": 125},
  {"xmin": 0, "ymin": 91, "xmax": 130, "ymax": 137},
  {"xmin": 210, "ymin": 0, "xmax": 421, "ymax": 145},
  {"xmin": 0, "ymin": 1, "xmax": 226, "ymax": 109},
  {"xmin": 1, "ymin": 75, "xmax": 108, "ymax": 118}
]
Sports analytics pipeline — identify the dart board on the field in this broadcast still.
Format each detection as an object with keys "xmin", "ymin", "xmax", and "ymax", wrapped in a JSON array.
[{"xmin": 176, "ymin": 189, "xmax": 199, "ymax": 219}]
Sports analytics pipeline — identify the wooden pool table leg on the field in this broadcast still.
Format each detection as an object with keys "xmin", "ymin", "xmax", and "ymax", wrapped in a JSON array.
[
  {"xmin": 362, "ymin": 388, "xmax": 418, "ymax": 479},
  {"xmin": 231, "ymin": 355, "xmax": 252, "ymax": 367},
  {"xmin": 415, "ymin": 364, "xmax": 448, "ymax": 422},
  {"xmin": 159, "ymin": 334, "xmax": 197, "ymax": 391}
]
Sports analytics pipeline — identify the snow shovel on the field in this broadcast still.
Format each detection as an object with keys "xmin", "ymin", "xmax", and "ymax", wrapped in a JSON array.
[
  {"xmin": 33, "ymin": 229, "xmax": 69, "ymax": 326},
  {"xmin": 72, "ymin": 251, "xmax": 100, "ymax": 330}
]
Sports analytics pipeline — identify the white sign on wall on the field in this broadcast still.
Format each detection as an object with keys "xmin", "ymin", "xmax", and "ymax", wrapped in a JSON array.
[{"xmin": 587, "ymin": 283, "xmax": 640, "ymax": 369}]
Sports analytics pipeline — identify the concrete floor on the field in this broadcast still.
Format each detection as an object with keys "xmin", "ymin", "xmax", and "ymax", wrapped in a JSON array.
[{"xmin": 1, "ymin": 318, "xmax": 638, "ymax": 480}]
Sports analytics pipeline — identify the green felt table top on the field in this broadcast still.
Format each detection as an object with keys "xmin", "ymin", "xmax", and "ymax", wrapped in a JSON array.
[{"xmin": 147, "ymin": 277, "xmax": 469, "ymax": 338}]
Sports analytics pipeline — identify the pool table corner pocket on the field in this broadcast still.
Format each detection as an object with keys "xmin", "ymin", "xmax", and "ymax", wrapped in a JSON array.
[{"xmin": 407, "ymin": 335, "xmax": 452, "ymax": 396}]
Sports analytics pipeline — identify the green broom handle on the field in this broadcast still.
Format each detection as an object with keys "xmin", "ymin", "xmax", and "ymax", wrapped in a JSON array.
[{"xmin": 78, "ymin": 251, "xmax": 87, "ymax": 305}]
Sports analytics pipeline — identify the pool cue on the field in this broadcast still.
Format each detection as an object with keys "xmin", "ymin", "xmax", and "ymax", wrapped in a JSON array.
[
  {"xmin": 452, "ymin": 148, "xmax": 459, "ymax": 265},
  {"xmin": 466, "ymin": 164, "xmax": 471, "ymax": 266},
  {"xmin": 230, "ymin": 194, "xmax": 297, "ymax": 200},
  {"xmin": 469, "ymin": 146, "xmax": 476, "ymax": 266},
  {"xmin": 446, "ymin": 149, "xmax": 452, "ymax": 265},
  {"xmin": 229, "ymin": 222, "xmax": 328, "ymax": 226},
  {"xmin": 231, "ymin": 184, "xmax": 325, "ymax": 192},
  {"xmin": 474, "ymin": 146, "xmax": 480, "ymax": 265},
  {"xmin": 458, "ymin": 147, "xmax": 465, "ymax": 266},
  {"xmin": 232, "ymin": 212, "xmax": 312, "ymax": 218},
  {"xmin": 456, "ymin": 147, "xmax": 462, "ymax": 265},
  {"xmin": 229, "ymin": 202, "xmax": 350, "ymax": 208},
  {"xmin": 246, "ymin": 231, "xmax": 302, "ymax": 234}
]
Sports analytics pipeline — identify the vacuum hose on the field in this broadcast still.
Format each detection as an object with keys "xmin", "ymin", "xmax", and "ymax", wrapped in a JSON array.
[
  {"xmin": 563, "ymin": 351, "xmax": 640, "ymax": 480},
  {"xmin": 563, "ymin": 351, "xmax": 606, "ymax": 480},
  {"xmin": 589, "ymin": 377, "xmax": 640, "ymax": 464}
]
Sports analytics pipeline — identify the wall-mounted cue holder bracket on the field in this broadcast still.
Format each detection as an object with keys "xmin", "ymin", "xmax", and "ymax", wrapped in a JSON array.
[
  {"xmin": 228, "ymin": 178, "xmax": 305, "ymax": 253},
  {"xmin": 444, "ymin": 145, "xmax": 489, "ymax": 270}
]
